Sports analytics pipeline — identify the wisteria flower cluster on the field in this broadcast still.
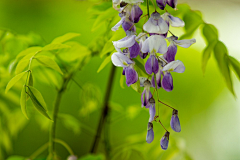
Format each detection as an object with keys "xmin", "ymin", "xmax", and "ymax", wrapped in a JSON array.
[{"xmin": 111, "ymin": 0, "xmax": 196, "ymax": 150}]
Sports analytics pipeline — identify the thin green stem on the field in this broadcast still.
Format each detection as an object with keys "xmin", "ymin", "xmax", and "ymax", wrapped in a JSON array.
[
  {"xmin": 158, "ymin": 119, "xmax": 168, "ymax": 132},
  {"xmin": 55, "ymin": 139, "xmax": 74, "ymax": 155},
  {"xmin": 29, "ymin": 143, "xmax": 49, "ymax": 160},
  {"xmin": 158, "ymin": 100, "xmax": 175, "ymax": 110},
  {"xmin": 146, "ymin": 0, "xmax": 150, "ymax": 18}
]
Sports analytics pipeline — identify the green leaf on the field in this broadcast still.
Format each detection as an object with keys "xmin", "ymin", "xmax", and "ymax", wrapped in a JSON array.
[
  {"xmin": 15, "ymin": 59, "xmax": 29, "ymax": 74},
  {"xmin": 5, "ymin": 71, "xmax": 27, "ymax": 93},
  {"xmin": 120, "ymin": 74, "xmax": 125, "ymax": 89},
  {"xmin": 91, "ymin": 7, "xmax": 116, "ymax": 31},
  {"xmin": 16, "ymin": 46, "xmax": 42, "ymax": 59},
  {"xmin": 202, "ymin": 23, "xmax": 218, "ymax": 44},
  {"xmin": 20, "ymin": 85, "xmax": 28, "ymax": 119},
  {"xmin": 100, "ymin": 41, "xmax": 115, "ymax": 58},
  {"xmin": 131, "ymin": 80, "xmax": 141, "ymax": 94},
  {"xmin": 214, "ymin": 41, "xmax": 235, "ymax": 96},
  {"xmin": 134, "ymin": 58, "xmax": 148, "ymax": 76},
  {"xmin": 181, "ymin": 10, "xmax": 204, "ymax": 39},
  {"xmin": 78, "ymin": 154, "xmax": 105, "ymax": 160},
  {"xmin": 97, "ymin": 55, "xmax": 111, "ymax": 73},
  {"xmin": 28, "ymin": 72, "xmax": 34, "ymax": 86},
  {"xmin": 28, "ymin": 86, "xmax": 52, "ymax": 120},
  {"xmin": 42, "ymin": 43, "xmax": 71, "ymax": 51},
  {"xmin": 51, "ymin": 32, "xmax": 81, "ymax": 44},
  {"xmin": 6, "ymin": 156, "xmax": 26, "ymax": 160},
  {"xmin": 228, "ymin": 56, "xmax": 240, "ymax": 80},
  {"xmin": 35, "ymin": 56, "xmax": 63, "ymax": 75},
  {"xmin": 202, "ymin": 40, "xmax": 217, "ymax": 74}
]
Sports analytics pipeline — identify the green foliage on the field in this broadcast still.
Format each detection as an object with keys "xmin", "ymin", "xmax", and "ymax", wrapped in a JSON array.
[
  {"xmin": 5, "ymin": 71, "xmax": 27, "ymax": 93},
  {"xmin": 20, "ymin": 85, "xmax": 28, "ymax": 119},
  {"xmin": 58, "ymin": 114, "xmax": 81, "ymax": 134},
  {"xmin": 78, "ymin": 154, "xmax": 105, "ymax": 160}
]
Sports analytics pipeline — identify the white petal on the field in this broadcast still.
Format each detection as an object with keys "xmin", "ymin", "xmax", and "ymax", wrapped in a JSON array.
[
  {"xmin": 143, "ymin": 17, "xmax": 169, "ymax": 34},
  {"xmin": 162, "ymin": 13, "xmax": 184, "ymax": 27},
  {"xmin": 148, "ymin": 35, "xmax": 168, "ymax": 54},
  {"xmin": 123, "ymin": 0, "xmax": 144, "ymax": 4},
  {"xmin": 139, "ymin": 77, "xmax": 147, "ymax": 87},
  {"xmin": 112, "ymin": 35, "xmax": 136, "ymax": 49},
  {"xmin": 162, "ymin": 60, "xmax": 185, "ymax": 73},
  {"xmin": 111, "ymin": 52, "xmax": 133, "ymax": 67},
  {"xmin": 173, "ymin": 39, "xmax": 196, "ymax": 48},
  {"xmin": 111, "ymin": 17, "xmax": 125, "ymax": 31}
]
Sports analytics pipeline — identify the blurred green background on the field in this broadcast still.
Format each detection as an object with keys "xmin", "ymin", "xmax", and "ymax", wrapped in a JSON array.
[{"xmin": 0, "ymin": 0, "xmax": 240, "ymax": 160}]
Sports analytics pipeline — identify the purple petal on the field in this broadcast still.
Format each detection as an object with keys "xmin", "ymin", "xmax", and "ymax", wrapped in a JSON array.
[
  {"xmin": 165, "ymin": 43, "xmax": 177, "ymax": 62},
  {"xmin": 162, "ymin": 72, "xmax": 173, "ymax": 92},
  {"xmin": 170, "ymin": 110, "xmax": 181, "ymax": 132},
  {"xmin": 139, "ymin": 52, "xmax": 148, "ymax": 59},
  {"xmin": 129, "ymin": 41, "xmax": 140, "ymax": 58},
  {"xmin": 149, "ymin": 103, "xmax": 156, "ymax": 122},
  {"xmin": 145, "ymin": 55, "xmax": 159, "ymax": 75},
  {"xmin": 142, "ymin": 90, "xmax": 152, "ymax": 107},
  {"xmin": 125, "ymin": 66, "xmax": 138, "ymax": 86},
  {"xmin": 152, "ymin": 70, "xmax": 162, "ymax": 88},
  {"xmin": 156, "ymin": 0, "xmax": 167, "ymax": 10},
  {"xmin": 111, "ymin": 17, "xmax": 125, "ymax": 31},
  {"xmin": 130, "ymin": 5, "xmax": 143, "ymax": 23},
  {"xmin": 146, "ymin": 122, "xmax": 154, "ymax": 143},
  {"xmin": 167, "ymin": 0, "xmax": 177, "ymax": 9},
  {"xmin": 160, "ymin": 131, "xmax": 170, "ymax": 150},
  {"xmin": 122, "ymin": 67, "xmax": 126, "ymax": 75},
  {"xmin": 122, "ymin": 20, "xmax": 136, "ymax": 33}
]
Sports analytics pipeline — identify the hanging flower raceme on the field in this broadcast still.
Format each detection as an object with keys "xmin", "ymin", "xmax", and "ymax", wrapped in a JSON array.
[
  {"xmin": 164, "ymin": 36, "xmax": 196, "ymax": 62},
  {"xmin": 146, "ymin": 122, "xmax": 154, "ymax": 143},
  {"xmin": 111, "ymin": 52, "xmax": 138, "ymax": 86},
  {"xmin": 141, "ymin": 35, "xmax": 168, "ymax": 74},
  {"xmin": 140, "ymin": 77, "xmax": 153, "ymax": 107},
  {"xmin": 160, "ymin": 131, "xmax": 170, "ymax": 150},
  {"xmin": 170, "ymin": 109, "xmax": 181, "ymax": 132}
]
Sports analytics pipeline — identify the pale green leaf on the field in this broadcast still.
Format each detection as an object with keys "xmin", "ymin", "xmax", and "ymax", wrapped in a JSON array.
[
  {"xmin": 28, "ymin": 86, "xmax": 52, "ymax": 120},
  {"xmin": 228, "ymin": 56, "xmax": 240, "ymax": 80},
  {"xmin": 97, "ymin": 56, "xmax": 111, "ymax": 73},
  {"xmin": 15, "ymin": 58, "xmax": 29, "ymax": 74},
  {"xmin": 100, "ymin": 41, "xmax": 114, "ymax": 58},
  {"xmin": 16, "ymin": 46, "xmax": 42, "ymax": 59},
  {"xmin": 214, "ymin": 41, "xmax": 235, "ymax": 96},
  {"xmin": 6, "ymin": 156, "xmax": 26, "ymax": 160},
  {"xmin": 92, "ymin": 7, "xmax": 116, "ymax": 31},
  {"xmin": 5, "ymin": 71, "xmax": 27, "ymax": 93},
  {"xmin": 202, "ymin": 40, "xmax": 217, "ymax": 74},
  {"xmin": 120, "ymin": 74, "xmax": 125, "ymax": 89},
  {"xmin": 35, "ymin": 56, "xmax": 63, "ymax": 75},
  {"xmin": 202, "ymin": 23, "xmax": 218, "ymax": 44},
  {"xmin": 58, "ymin": 114, "xmax": 81, "ymax": 134},
  {"xmin": 42, "ymin": 43, "xmax": 71, "ymax": 51},
  {"xmin": 20, "ymin": 85, "xmax": 28, "ymax": 119},
  {"xmin": 51, "ymin": 32, "xmax": 81, "ymax": 44},
  {"xmin": 78, "ymin": 154, "xmax": 105, "ymax": 160}
]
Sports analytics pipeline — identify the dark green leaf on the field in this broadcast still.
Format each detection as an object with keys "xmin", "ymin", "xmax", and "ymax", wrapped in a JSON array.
[
  {"xmin": 202, "ymin": 23, "xmax": 218, "ymax": 44},
  {"xmin": 35, "ymin": 56, "xmax": 63, "ymax": 75},
  {"xmin": 28, "ymin": 72, "xmax": 33, "ymax": 86},
  {"xmin": 28, "ymin": 86, "xmax": 52, "ymax": 120},
  {"xmin": 228, "ymin": 56, "xmax": 240, "ymax": 80},
  {"xmin": 181, "ymin": 10, "xmax": 204, "ymax": 39},
  {"xmin": 5, "ymin": 71, "xmax": 27, "ymax": 93},
  {"xmin": 20, "ymin": 85, "xmax": 28, "ymax": 119},
  {"xmin": 202, "ymin": 40, "xmax": 217, "ymax": 74},
  {"xmin": 214, "ymin": 41, "xmax": 235, "ymax": 96}
]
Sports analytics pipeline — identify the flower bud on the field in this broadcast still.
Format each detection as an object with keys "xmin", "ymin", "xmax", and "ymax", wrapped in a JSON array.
[
  {"xmin": 146, "ymin": 122, "xmax": 154, "ymax": 143},
  {"xmin": 160, "ymin": 131, "xmax": 170, "ymax": 150},
  {"xmin": 170, "ymin": 109, "xmax": 181, "ymax": 132},
  {"xmin": 67, "ymin": 155, "xmax": 78, "ymax": 160}
]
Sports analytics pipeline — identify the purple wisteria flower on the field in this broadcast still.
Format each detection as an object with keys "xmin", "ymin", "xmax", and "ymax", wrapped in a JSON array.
[
  {"xmin": 160, "ymin": 131, "xmax": 170, "ymax": 150},
  {"xmin": 161, "ymin": 60, "xmax": 185, "ymax": 91},
  {"xmin": 164, "ymin": 36, "xmax": 196, "ymax": 62},
  {"xmin": 141, "ymin": 35, "xmax": 167, "ymax": 74},
  {"xmin": 170, "ymin": 109, "xmax": 181, "ymax": 132},
  {"xmin": 130, "ymin": 4, "xmax": 143, "ymax": 23},
  {"xmin": 162, "ymin": 12, "xmax": 185, "ymax": 27},
  {"xmin": 146, "ymin": 122, "xmax": 154, "ymax": 143},
  {"xmin": 113, "ymin": 35, "xmax": 140, "ymax": 58},
  {"xmin": 111, "ymin": 52, "xmax": 138, "ymax": 86},
  {"xmin": 140, "ymin": 77, "xmax": 152, "ymax": 107},
  {"xmin": 136, "ymin": 32, "xmax": 149, "ymax": 59},
  {"xmin": 143, "ymin": 12, "xmax": 169, "ymax": 34}
]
